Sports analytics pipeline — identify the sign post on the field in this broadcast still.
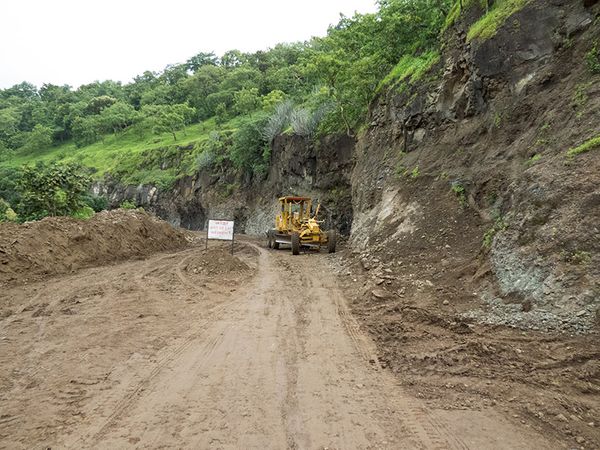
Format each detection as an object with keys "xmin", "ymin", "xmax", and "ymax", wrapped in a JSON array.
[{"xmin": 206, "ymin": 219, "xmax": 235, "ymax": 255}]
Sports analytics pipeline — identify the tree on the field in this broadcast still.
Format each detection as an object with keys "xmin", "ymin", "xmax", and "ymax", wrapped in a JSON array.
[
  {"xmin": 214, "ymin": 103, "xmax": 228, "ymax": 125},
  {"xmin": 0, "ymin": 82, "xmax": 38, "ymax": 101},
  {"xmin": 22, "ymin": 124, "xmax": 53, "ymax": 152},
  {"xmin": 72, "ymin": 116, "xmax": 101, "ymax": 147},
  {"xmin": 77, "ymin": 80, "xmax": 124, "ymax": 102},
  {"xmin": 98, "ymin": 102, "xmax": 139, "ymax": 134},
  {"xmin": 183, "ymin": 65, "xmax": 227, "ymax": 119},
  {"xmin": 220, "ymin": 50, "xmax": 245, "ymax": 69},
  {"xmin": 160, "ymin": 63, "xmax": 189, "ymax": 85},
  {"xmin": 143, "ymin": 104, "xmax": 196, "ymax": 141},
  {"xmin": 17, "ymin": 162, "xmax": 91, "ymax": 220},
  {"xmin": 37, "ymin": 84, "xmax": 77, "ymax": 142},
  {"xmin": 187, "ymin": 51, "xmax": 219, "ymax": 72},
  {"xmin": 220, "ymin": 67, "xmax": 262, "ymax": 92},
  {"xmin": 233, "ymin": 87, "xmax": 261, "ymax": 115},
  {"xmin": 85, "ymin": 95, "xmax": 117, "ymax": 115},
  {"xmin": 262, "ymin": 90, "xmax": 286, "ymax": 111},
  {"xmin": 0, "ymin": 107, "xmax": 20, "ymax": 149},
  {"xmin": 125, "ymin": 71, "xmax": 159, "ymax": 108}
]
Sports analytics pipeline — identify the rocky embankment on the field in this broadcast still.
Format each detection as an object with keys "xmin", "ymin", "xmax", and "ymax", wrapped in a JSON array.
[{"xmin": 350, "ymin": 0, "xmax": 600, "ymax": 333}]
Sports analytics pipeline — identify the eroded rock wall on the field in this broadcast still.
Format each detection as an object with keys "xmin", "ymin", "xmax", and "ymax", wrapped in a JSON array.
[
  {"xmin": 350, "ymin": 0, "xmax": 600, "ymax": 332},
  {"xmin": 96, "ymin": 133, "xmax": 355, "ymax": 235}
]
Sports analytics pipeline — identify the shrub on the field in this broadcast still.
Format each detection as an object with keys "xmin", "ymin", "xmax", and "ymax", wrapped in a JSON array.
[
  {"xmin": 0, "ymin": 198, "xmax": 18, "ymax": 222},
  {"xmin": 71, "ymin": 206, "xmax": 95, "ymax": 220},
  {"xmin": 197, "ymin": 130, "xmax": 229, "ymax": 172},
  {"xmin": 525, "ymin": 154, "xmax": 542, "ymax": 166},
  {"xmin": 22, "ymin": 124, "xmax": 53, "ymax": 153},
  {"xmin": 483, "ymin": 217, "xmax": 508, "ymax": 247},
  {"xmin": 586, "ymin": 43, "xmax": 600, "ymax": 74},
  {"xmin": 17, "ymin": 162, "xmax": 92, "ymax": 221},
  {"xmin": 120, "ymin": 199, "xmax": 137, "ymax": 209},
  {"xmin": 262, "ymin": 100, "xmax": 294, "ymax": 142},
  {"xmin": 84, "ymin": 194, "xmax": 109, "ymax": 212},
  {"xmin": 451, "ymin": 182, "xmax": 467, "ymax": 206},
  {"xmin": 197, "ymin": 149, "xmax": 216, "ymax": 171},
  {"xmin": 410, "ymin": 166, "xmax": 420, "ymax": 179},
  {"xmin": 229, "ymin": 112, "xmax": 270, "ymax": 174}
]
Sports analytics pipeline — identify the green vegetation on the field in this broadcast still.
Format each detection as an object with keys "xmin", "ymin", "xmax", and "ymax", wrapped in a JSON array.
[
  {"xmin": 483, "ymin": 217, "xmax": 508, "ymax": 247},
  {"xmin": 525, "ymin": 153, "xmax": 542, "ymax": 166},
  {"xmin": 467, "ymin": 0, "xmax": 530, "ymax": 41},
  {"xmin": 378, "ymin": 51, "xmax": 440, "ymax": 92},
  {"xmin": 586, "ymin": 42, "xmax": 600, "ymax": 75},
  {"xmin": 567, "ymin": 135, "xmax": 600, "ymax": 158},
  {"xmin": 493, "ymin": 112, "xmax": 502, "ymax": 128},
  {"xmin": 16, "ymin": 162, "xmax": 93, "ymax": 221},
  {"xmin": 119, "ymin": 199, "xmax": 137, "ymax": 209},
  {"xmin": 444, "ymin": 0, "xmax": 529, "ymax": 41},
  {"xmin": 0, "ymin": 162, "xmax": 109, "ymax": 222},
  {"xmin": 0, "ymin": 199, "xmax": 18, "ymax": 222},
  {"xmin": 0, "ymin": 0, "xmax": 458, "ymax": 197},
  {"xmin": 0, "ymin": 1, "xmax": 453, "ymax": 157},
  {"xmin": 572, "ymin": 82, "xmax": 590, "ymax": 109},
  {"xmin": 4, "ymin": 0, "xmax": 531, "ymax": 222},
  {"xmin": 451, "ymin": 182, "xmax": 467, "ymax": 206},
  {"xmin": 444, "ymin": 0, "xmax": 485, "ymax": 30},
  {"xmin": 410, "ymin": 166, "xmax": 420, "ymax": 179},
  {"xmin": 563, "ymin": 250, "xmax": 592, "ymax": 265}
]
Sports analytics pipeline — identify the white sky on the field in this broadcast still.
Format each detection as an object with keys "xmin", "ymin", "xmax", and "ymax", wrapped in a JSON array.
[{"xmin": 0, "ymin": 0, "xmax": 378, "ymax": 89}]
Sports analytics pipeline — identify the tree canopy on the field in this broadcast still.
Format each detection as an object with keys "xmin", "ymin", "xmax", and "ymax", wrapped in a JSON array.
[{"xmin": 0, "ymin": 0, "xmax": 454, "ymax": 154}]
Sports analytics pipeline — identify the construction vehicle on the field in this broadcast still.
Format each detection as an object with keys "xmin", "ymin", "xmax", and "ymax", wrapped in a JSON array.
[{"xmin": 267, "ymin": 196, "xmax": 336, "ymax": 255}]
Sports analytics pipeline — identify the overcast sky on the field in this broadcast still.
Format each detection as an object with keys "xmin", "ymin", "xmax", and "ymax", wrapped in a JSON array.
[{"xmin": 0, "ymin": 0, "xmax": 378, "ymax": 89}]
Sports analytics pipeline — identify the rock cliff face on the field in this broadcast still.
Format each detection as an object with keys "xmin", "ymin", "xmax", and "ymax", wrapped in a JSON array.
[
  {"xmin": 99, "ymin": 0, "xmax": 599, "ymax": 332},
  {"xmin": 95, "ymin": 133, "xmax": 355, "ymax": 235},
  {"xmin": 351, "ymin": 0, "xmax": 600, "ymax": 332}
]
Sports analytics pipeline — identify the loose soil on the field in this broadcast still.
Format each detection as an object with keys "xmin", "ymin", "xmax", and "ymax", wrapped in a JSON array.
[
  {"xmin": 331, "ymin": 246, "xmax": 600, "ymax": 449},
  {"xmin": 0, "ymin": 209, "xmax": 192, "ymax": 287},
  {"xmin": 0, "ymin": 232, "xmax": 582, "ymax": 449}
]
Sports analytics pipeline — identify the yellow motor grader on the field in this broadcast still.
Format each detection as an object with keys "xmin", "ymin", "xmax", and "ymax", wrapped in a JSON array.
[{"xmin": 267, "ymin": 196, "xmax": 336, "ymax": 255}]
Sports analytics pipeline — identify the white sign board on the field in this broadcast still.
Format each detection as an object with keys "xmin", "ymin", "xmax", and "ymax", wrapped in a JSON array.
[{"xmin": 207, "ymin": 220, "xmax": 234, "ymax": 241}]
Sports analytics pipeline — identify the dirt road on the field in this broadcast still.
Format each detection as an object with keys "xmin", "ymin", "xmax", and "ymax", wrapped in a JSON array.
[{"xmin": 1, "ymin": 240, "xmax": 555, "ymax": 449}]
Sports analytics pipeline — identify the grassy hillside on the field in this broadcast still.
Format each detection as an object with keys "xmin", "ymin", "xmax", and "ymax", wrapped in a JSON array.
[{"xmin": 0, "ymin": 118, "xmax": 233, "ymax": 188}]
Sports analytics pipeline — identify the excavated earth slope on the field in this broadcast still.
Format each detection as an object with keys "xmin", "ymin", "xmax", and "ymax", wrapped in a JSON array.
[{"xmin": 0, "ymin": 209, "xmax": 192, "ymax": 286}]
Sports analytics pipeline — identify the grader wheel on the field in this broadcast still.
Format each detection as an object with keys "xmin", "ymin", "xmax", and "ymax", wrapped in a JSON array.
[
  {"xmin": 327, "ymin": 230, "xmax": 337, "ymax": 253},
  {"xmin": 291, "ymin": 232, "xmax": 300, "ymax": 255}
]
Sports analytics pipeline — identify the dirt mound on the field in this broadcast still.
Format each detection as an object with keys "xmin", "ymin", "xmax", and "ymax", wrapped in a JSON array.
[
  {"xmin": 0, "ymin": 209, "xmax": 192, "ymax": 286},
  {"xmin": 331, "ymin": 253, "xmax": 600, "ymax": 447},
  {"xmin": 183, "ymin": 243, "xmax": 256, "ymax": 278}
]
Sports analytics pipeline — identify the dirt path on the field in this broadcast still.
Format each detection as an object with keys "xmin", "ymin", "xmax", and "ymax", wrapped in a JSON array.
[{"xmin": 1, "ymin": 240, "xmax": 555, "ymax": 449}]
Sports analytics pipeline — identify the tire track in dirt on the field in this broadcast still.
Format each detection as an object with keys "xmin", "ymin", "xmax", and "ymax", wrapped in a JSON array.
[
  {"xmin": 65, "ymin": 248, "xmax": 249, "ymax": 448},
  {"xmin": 333, "ymin": 283, "xmax": 470, "ymax": 449},
  {"xmin": 3, "ymin": 238, "xmax": 559, "ymax": 449},
  {"xmin": 290, "ymin": 253, "xmax": 472, "ymax": 449}
]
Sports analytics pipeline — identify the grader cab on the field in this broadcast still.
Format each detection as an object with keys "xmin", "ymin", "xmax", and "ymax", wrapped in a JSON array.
[{"xmin": 267, "ymin": 196, "xmax": 336, "ymax": 255}]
